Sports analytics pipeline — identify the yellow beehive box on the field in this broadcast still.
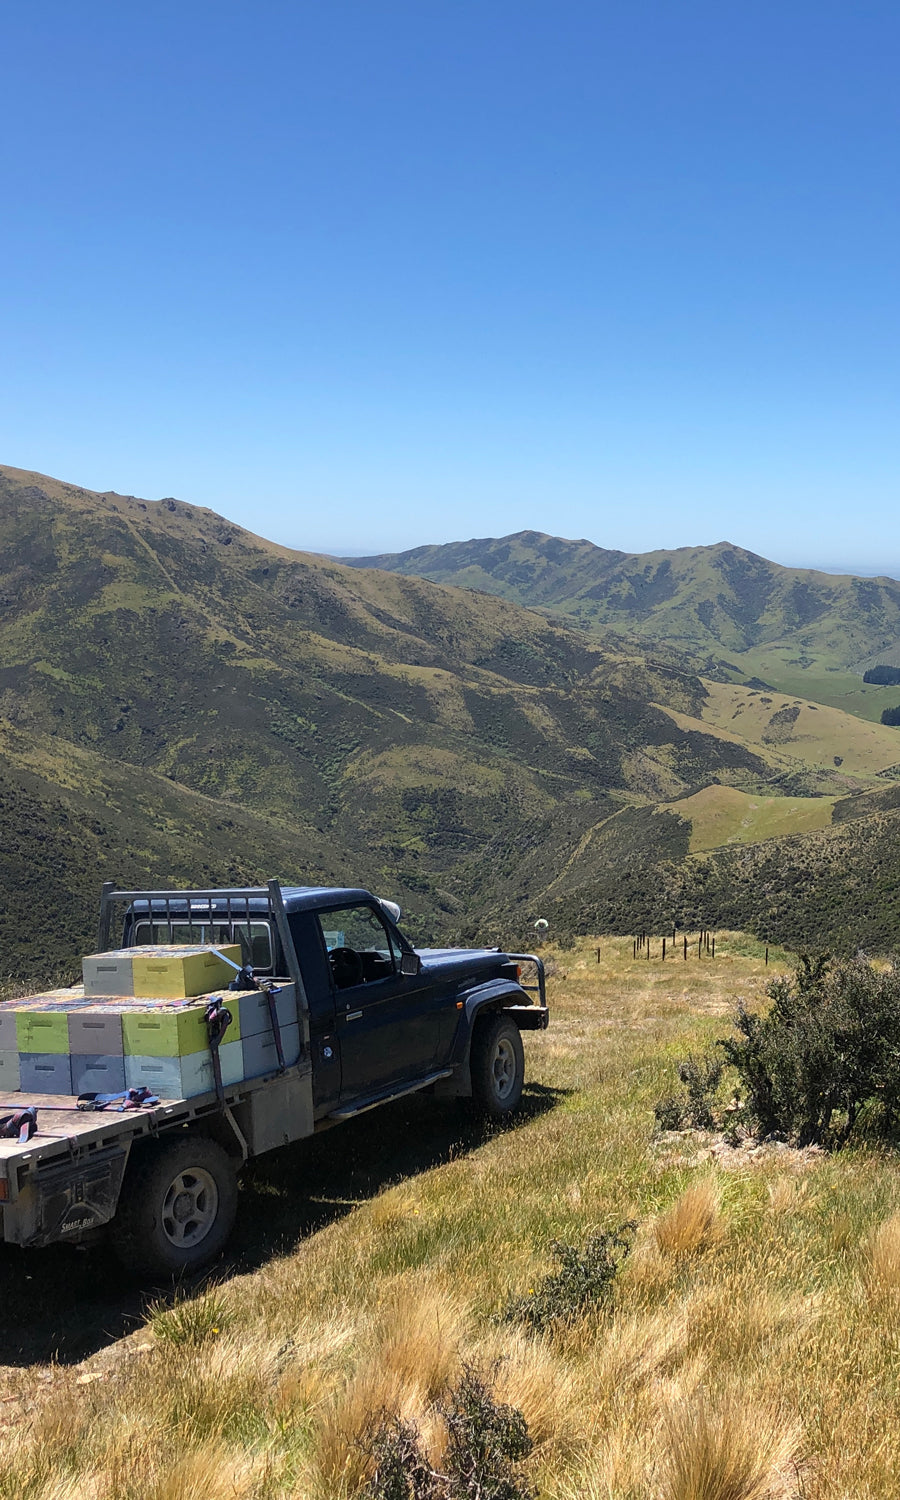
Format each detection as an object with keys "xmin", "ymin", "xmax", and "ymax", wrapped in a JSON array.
[{"xmin": 83, "ymin": 945, "xmax": 242, "ymax": 999}]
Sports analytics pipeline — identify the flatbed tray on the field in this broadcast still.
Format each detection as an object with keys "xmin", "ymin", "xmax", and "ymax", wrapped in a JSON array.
[{"xmin": 0, "ymin": 1059, "xmax": 311, "ymax": 1180}]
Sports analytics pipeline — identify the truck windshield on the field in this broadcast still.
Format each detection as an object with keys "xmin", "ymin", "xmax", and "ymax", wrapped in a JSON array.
[{"xmin": 131, "ymin": 920, "xmax": 273, "ymax": 970}]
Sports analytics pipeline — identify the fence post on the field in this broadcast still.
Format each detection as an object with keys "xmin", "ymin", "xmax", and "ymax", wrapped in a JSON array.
[
  {"xmin": 712, "ymin": 936, "xmax": 716, "ymax": 958},
  {"xmin": 683, "ymin": 934, "xmax": 687, "ymax": 961},
  {"xmin": 662, "ymin": 937, "xmax": 666, "ymax": 960}
]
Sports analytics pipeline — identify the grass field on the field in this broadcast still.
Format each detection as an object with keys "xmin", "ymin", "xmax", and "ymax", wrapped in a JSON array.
[
  {"xmin": 727, "ymin": 647, "xmax": 900, "ymax": 724},
  {"xmin": 9, "ymin": 938, "xmax": 900, "ymax": 1497},
  {"xmin": 699, "ymin": 681, "xmax": 900, "ymax": 780},
  {"xmin": 663, "ymin": 784, "xmax": 838, "ymax": 852}
]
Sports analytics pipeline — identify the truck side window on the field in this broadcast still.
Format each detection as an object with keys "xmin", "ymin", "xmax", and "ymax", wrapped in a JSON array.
[{"xmin": 318, "ymin": 905, "xmax": 403, "ymax": 989}]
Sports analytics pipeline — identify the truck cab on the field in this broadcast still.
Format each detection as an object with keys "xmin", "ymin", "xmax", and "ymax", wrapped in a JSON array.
[{"xmin": 118, "ymin": 883, "xmax": 547, "ymax": 1121}]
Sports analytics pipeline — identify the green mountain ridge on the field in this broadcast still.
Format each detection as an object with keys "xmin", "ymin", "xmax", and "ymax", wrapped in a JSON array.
[
  {"xmin": 3, "ymin": 463, "xmax": 900, "ymax": 972},
  {"xmin": 346, "ymin": 532, "xmax": 900, "ymax": 717},
  {"xmin": 0, "ymin": 462, "xmax": 813, "ymax": 973}
]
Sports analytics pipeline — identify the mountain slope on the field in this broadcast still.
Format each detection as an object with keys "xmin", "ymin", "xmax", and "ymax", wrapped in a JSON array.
[
  {"xmin": 346, "ymin": 532, "xmax": 900, "ymax": 717},
  {"xmin": 2, "ymin": 462, "xmax": 832, "ymax": 972},
  {"xmin": 5, "ymin": 463, "xmax": 900, "ymax": 974},
  {"xmin": 531, "ymin": 798, "xmax": 900, "ymax": 955}
]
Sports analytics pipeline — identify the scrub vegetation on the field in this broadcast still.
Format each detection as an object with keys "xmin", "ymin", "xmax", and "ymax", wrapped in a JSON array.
[{"xmin": 8, "ymin": 937, "xmax": 900, "ymax": 1496}]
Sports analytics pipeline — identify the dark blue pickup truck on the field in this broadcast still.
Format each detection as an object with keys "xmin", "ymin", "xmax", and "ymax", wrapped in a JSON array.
[{"xmin": 0, "ymin": 880, "xmax": 547, "ymax": 1273}]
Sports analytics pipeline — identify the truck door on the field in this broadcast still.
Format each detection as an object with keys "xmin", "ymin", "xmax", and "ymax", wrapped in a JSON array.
[
  {"xmin": 315, "ymin": 903, "xmax": 440, "ymax": 1100},
  {"xmin": 286, "ymin": 911, "xmax": 341, "ymax": 1113}
]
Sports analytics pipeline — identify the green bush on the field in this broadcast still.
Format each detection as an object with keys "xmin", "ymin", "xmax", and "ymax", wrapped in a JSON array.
[
  {"xmin": 654, "ymin": 1051, "xmax": 724, "ymax": 1131},
  {"xmin": 501, "ymin": 1225, "xmax": 635, "ymax": 1330},
  {"xmin": 363, "ymin": 1366, "xmax": 534, "ymax": 1500},
  {"xmin": 721, "ymin": 954, "xmax": 900, "ymax": 1145}
]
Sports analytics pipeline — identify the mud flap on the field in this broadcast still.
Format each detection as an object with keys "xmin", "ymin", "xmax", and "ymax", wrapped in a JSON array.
[{"xmin": 7, "ymin": 1148, "xmax": 129, "ymax": 1246}]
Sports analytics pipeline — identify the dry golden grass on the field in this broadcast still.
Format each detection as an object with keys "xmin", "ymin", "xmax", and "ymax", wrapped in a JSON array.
[
  {"xmin": 861, "ymin": 1211, "xmax": 900, "ymax": 1303},
  {"xmin": 655, "ymin": 1180, "xmax": 723, "ymax": 1257},
  {"xmin": 657, "ymin": 1390, "xmax": 803, "ymax": 1500},
  {"xmin": 766, "ymin": 1176, "xmax": 811, "ymax": 1215},
  {"xmin": 311, "ymin": 1280, "xmax": 463, "ymax": 1493},
  {"xmin": 484, "ymin": 1330, "xmax": 583, "ymax": 1458},
  {"xmin": 11, "ymin": 934, "xmax": 900, "ymax": 1497}
]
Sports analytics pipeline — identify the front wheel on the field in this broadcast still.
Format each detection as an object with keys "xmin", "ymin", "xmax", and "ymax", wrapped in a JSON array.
[
  {"xmin": 111, "ymin": 1135, "xmax": 238, "ymax": 1276},
  {"xmin": 470, "ymin": 1014, "xmax": 525, "ymax": 1117}
]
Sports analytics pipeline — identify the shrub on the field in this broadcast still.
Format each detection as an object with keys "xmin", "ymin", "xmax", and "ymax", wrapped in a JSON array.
[
  {"xmin": 365, "ymin": 1416, "xmax": 436, "ymax": 1500},
  {"xmin": 442, "ymin": 1366, "xmax": 534, "ymax": 1499},
  {"xmin": 501, "ymin": 1225, "xmax": 636, "ymax": 1330},
  {"xmin": 654, "ymin": 1051, "xmax": 724, "ymax": 1131},
  {"xmin": 363, "ymin": 1366, "xmax": 535, "ymax": 1500},
  {"xmin": 721, "ymin": 953, "xmax": 900, "ymax": 1145}
]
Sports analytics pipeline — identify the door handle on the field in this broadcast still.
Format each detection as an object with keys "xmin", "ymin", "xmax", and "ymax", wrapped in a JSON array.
[{"xmin": 345, "ymin": 1010, "xmax": 363, "ymax": 1022}]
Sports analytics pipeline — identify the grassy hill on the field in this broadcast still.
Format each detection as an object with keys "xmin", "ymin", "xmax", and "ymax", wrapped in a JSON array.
[
  {"xmin": 347, "ymin": 532, "xmax": 900, "ymax": 719},
  {"xmin": 3, "ymin": 462, "xmax": 838, "ymax": 973},
  {"xmin": 9, "ymin": 941, "xmax": 900, "ymax": 1497},
  {"xmin": 521, "ymin": 797, "xmax": 900, "ymax": 954},
  {"xmin": 5, "ymin": 462, "xmax": 900, "ymax": 971}
]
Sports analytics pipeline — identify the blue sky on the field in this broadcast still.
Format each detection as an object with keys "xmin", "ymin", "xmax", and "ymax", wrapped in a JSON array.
[{"xmin": 2, "ymin": 2, "xmax": 898, "ymax": 566}]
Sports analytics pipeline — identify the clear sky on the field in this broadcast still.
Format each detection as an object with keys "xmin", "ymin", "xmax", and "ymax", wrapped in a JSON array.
[{"xmin": 2, "ymin": 2, "xmax": 898, "ymax": 567}]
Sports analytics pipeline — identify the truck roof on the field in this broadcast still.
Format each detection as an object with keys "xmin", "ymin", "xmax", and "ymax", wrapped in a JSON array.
[{"xmin": 130, "ymin": 886, "xmax": 379, "ymax": 915}]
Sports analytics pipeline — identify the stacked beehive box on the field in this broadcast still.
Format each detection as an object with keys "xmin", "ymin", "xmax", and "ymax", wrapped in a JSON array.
[{"xmin": 0, "ymin": 944, "xmax": 300, "ymax": 1101}]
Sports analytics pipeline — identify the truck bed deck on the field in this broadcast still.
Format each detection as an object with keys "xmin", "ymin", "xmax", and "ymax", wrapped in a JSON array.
[{"xmin": 0, "ymin": 1065, "xmax": 306, "ymax": 1181}]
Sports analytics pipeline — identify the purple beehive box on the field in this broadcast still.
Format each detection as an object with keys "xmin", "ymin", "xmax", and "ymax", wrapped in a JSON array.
[
  {"xmin": 71, "ymin": 1054, "xmax": 127, "ymax": 1095},
  {"xmin": 19, "ymin": 1053, "xmax": 73, "ymax": 1094}
]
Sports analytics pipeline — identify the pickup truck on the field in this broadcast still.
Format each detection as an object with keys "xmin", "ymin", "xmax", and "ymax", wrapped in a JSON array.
[{"xmin": 0, "ymin": 880, "xmax": 547, "ymax": 1274}]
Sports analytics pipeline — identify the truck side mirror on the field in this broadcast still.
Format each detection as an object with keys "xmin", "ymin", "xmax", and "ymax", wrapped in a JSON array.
[{"xmin": 400, "ymin": 952, "xmax": 421, "ymax": 977}]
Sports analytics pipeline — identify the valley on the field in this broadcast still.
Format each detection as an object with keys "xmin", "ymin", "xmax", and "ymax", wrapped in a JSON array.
[{"xmin": 2, "ymin": 464, "xmax": 900, "ymax": 977}]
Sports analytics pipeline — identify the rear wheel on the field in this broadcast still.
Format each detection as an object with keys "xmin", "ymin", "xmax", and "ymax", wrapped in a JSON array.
[
  {"xmin": 111, "ymin": 1135, "xmax": 238, "ymax": 1276},
  {"xmin": 470, "ymin": 1013, "xmax": 525, "ymax": 1117}
]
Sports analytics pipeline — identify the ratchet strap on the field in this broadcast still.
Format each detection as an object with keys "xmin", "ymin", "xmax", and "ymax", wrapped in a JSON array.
[
  {"xmin": 262, "ymin": 982, "xmax": 286, "ymax": 1072},
  {"xmin": 76, "ymin": 1087, "xmax": 160, "ymax": 1112},
  {"xmin": 0, "ymin": 1106, "xmax": 38, "ymax": 1143},
  {"xmin": 205, "ymin": 996, "xmax": 233, "ymax": 1106}
]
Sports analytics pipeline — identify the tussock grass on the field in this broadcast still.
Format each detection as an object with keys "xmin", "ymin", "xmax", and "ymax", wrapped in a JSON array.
[
  {"xmin": 147, "ymin": 1283, "xmax": 230, "ymax": 1345},
  {"xmin": 861, "ymin": 1211, "xmax": 900, "ymax": 1303},
  {"xmin": 658, "ymin": 1390, "xmax": 803, "ymax": 1500},
  {"xmin": 10, "ymin": 935, "xmax": 900, "ymax": 1496},
  {"xmin": 655, "ymin": 1180, "xmax": 723, "ymax": 1257}
]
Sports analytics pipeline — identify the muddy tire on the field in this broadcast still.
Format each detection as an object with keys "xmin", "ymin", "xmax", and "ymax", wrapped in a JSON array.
[
  {"xmin": 111, "ymin": 1135, "xmax": 238, "ymax": 1276},
  {"xmin": 470, "ymin": 1013, "xmax": 525, "ymax": 1117}
]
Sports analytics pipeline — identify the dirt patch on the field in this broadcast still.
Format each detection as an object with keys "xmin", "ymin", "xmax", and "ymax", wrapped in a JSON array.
[{"xmin": 651, "ymin": 1128, "xmax": 828, "ymax": 1172}]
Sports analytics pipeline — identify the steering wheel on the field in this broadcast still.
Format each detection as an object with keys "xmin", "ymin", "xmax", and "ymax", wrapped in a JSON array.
[{"xmin": 329, "ymin": 946, "xmax": 364, "ymax": 988}]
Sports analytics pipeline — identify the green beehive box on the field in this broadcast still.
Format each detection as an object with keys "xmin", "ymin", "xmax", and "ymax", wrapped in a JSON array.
[
  {"xmin": 121, "ymin": 993, "xmax": 244, "ymax": 1057},
  {"xmin": 16, "ymin": 1009, "xmax": 73, "ymax": 1055},
  {"xmin": 12, "ymin": 991, "xmax": 92, "ymax": 1055}
]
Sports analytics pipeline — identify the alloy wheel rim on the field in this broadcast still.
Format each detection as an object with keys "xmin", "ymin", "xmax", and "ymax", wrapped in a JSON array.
[
  {"xmin": 491, "ymin": 1037, "xmax": 516, "ymax": 1099},
  {"xmin": 161, "ymin": 1167, "xmax": 219, "ymax": 1248}
]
